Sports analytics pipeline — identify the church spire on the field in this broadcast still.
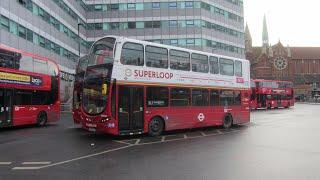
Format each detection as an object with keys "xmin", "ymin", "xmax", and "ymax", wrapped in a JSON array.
[{"xmin": 262, "ymin": 14, "xmax": 269, "ymax": 47}]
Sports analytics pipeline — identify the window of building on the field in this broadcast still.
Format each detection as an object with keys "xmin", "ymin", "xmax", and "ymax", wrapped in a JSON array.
[
  {"xmin": 147, "ymin": 87, "xmax": 169, "ymax": 107},
  {"xmin": 192, "ymin": 89, "xmax": 209, "ymax": 106},
  {"xmin": 136, "ymin": 3, "xmax": 144, "ymax": 10},
  {"xmin": 170, "ymin": 50, "xmax": 190, "ymax": 71},
  {"xmin": 44, "ymin": 38, "xmax": 51, "ymax": 50},
  {"xmin": 152, "ymin": 21, "xmax": 161, "ymax": 28},
  {"xmin": 152, "ymin": 2, "xmax": 160, "ymax": 9},
  {"xmin": 220, "ymin": 58, "xmax": 234, "ymax": 76},
  {"xmin": 191, "ymin": 53, "xmax": 209, "ymax": 73},
  {"xmin": 103, "ymin": 23, "xmax": 109, "ymax": 30},
  {"xmin": 1, "ymin": 15, "xmax": 9, "ymax": 31},
  {"xmin": 178, "ymin": 20, "xmax": 186, "ymax": 28},
  {"xmin": 169, "ymin": 2, "xmax": 177, "ymax": 8},
  {"xmin": 187, "ymin": 39, "xmax": 195, "ymax": 46},
  {"xmin": 117, "ymin": 22, "xmax": 126, "ymax": 30},
  {"xmin": 146, "ymin": 45, "xmax": 168, "ymax": 69},
  {"xmin": 136, "ymin": 21, "xmax": 144, "ymax": 29},
  {"xmin": 9, "ymin": 20, "xmax": 18, "ymax": 35},
  {"xmin": 38, "ymin": 36, "xmax": 45, "ymax": 48},
  {"xmin": 170, "ymin": 39, "xmax": 178, "ymax": 45},
  {"xmin": 33, "ymin": 33, "xmax": 39, "ymax": 45},
  {"xmin": 220, "ymin": 90, "xmax": 234, "ymax": 106},
  {"xmin": 185, "ymin": 1, "xmax": 194, "ymax": 8},
  {"xmin": 128, "ymin": 22, "xmax": 136, "ymax": 29},
  {"xmin": 26, "ymin": 29, "xmax": 33, "ymax": 42},
  {"xmin": 170, "ymin": 88, "xmax": 190, "ymax": 106},
  {"xmin": 235, "ymin": 60, "xmax": 242, "ymax": 77},
  {"xmin": 178, "ymin": 39, "xmax": 186, "ymax": 46},
  {"xmin": 110, "ymin": 22, "xmax": 119, "ymax": 30},
  {"xmin": 119, "ymin": 4, "xmax": 127, "ymax": 10},
  {"xmin": 18, "ymin": 25, "xmax": 26, "ymax": 39},
  {"xmin": 169, "ymin": 20, "xmax": 177, "ymax": 27},
  {"xmin": 94, "ymin": 23, "xmax": 103, "ymax": 30},
  {"xmin": 209, "ymin": 56, "xmax": 219, "ymax": 74},
  {"xmin": 127, "ymin": 3, "xmax": 136, "ymax": 10},
  {"xmin": 145, "ymin": 21, "xmax": 153, "ymax": 28},
  {"xmin": 210, "ymin": 90, "xmax": 220, "ymax": 106},
  {"xmin": 121, "ymin": 42, "xmax": 144, "ymax": 66},
  {"xmin": 186, "ymin": 20, "xmax": 194, "ymax": 27},
  {"xmin": 110, "ymin": 4, "xmax": 119, "ymax": 10}
]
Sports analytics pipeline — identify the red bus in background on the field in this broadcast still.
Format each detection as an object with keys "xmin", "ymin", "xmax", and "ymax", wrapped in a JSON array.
[
  {"xmin": 250, "ymin": 79, "xmax": 294, "ymax": 110},
  {"xmin": 73, "ymin": 55, "xmax": 88, "ymax": 124},
  {"xmin": 0, "ymin": 44, "xmax": 60, "ymax": 128},
  {"xmin": 73, "ymin": 36, "xmax": 251, "ymax": 136}
]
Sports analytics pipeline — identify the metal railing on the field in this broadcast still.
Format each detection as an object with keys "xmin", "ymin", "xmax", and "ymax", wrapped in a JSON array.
[{"xmin": 61, "ymin": 103, "xmax": 72, "ymax": 112}]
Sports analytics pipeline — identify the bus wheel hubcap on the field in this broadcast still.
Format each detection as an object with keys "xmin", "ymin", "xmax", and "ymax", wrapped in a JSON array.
[{"xmin": 151, "ymin": 121, "xmax": 160, "ymax": 132}]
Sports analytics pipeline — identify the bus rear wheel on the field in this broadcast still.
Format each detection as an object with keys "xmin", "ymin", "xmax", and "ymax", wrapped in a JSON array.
[
  {"xmin": 148, "ymin": 117, "xmax": 164, "ymax": 136},
  {"xmin": 37, "ymin": 112, "xmax": 47, "ymax": 127},
  {"xmin": 223, "ymin": 114, "xmax": 233, "ymax": 129}
]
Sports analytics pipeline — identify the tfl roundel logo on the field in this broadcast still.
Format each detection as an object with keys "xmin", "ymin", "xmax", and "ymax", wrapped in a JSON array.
[
  {"xmin": 125, "ymin": 69, "xmax": 132, "ymax": 77},
  {"xmin": 198, "ymin": 113, "xmax": 205, "ymax": 122}
]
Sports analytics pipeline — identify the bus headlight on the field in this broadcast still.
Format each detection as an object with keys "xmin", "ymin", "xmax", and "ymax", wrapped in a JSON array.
[{"xmin": 101, "ymin": 117, "xmax": 110, "ymax": 123}]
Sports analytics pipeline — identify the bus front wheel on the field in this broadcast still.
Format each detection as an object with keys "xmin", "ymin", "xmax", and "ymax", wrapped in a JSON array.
[
  {"xmin": 148, "ymin": 117, "xmax": 164, "ymax": 136},
  {"xmin": 37, "ymin": 111, "xmax": 47, "ymax": 127},
  {"xmin": 223, "ymin": 114, "xmax": 233, "ymax": 129}
]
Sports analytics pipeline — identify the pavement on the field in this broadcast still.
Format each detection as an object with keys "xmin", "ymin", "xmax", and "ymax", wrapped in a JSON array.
[{"xmin": 0, "ymin": 104, "xmax": 320, "ymax": 180}]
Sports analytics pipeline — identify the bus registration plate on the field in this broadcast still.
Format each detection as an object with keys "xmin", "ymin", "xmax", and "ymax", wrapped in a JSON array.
[
  {"xmin": 88, "ymin": 128, "xmax": 96, "ymax": 132},
  {"xmin": 86, "ymin": 123, "xmax": 97, "ymax": 128}
]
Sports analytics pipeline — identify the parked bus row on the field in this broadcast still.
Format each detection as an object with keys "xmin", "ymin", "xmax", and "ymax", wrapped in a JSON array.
[
  {"xmin": 0, "ymin": 44, "xmax": 60, "ymax": 128},
  {"xmin": 72, "ymin": 36, "xmax": 251, "ymax": 136},
  {"xmin": 0, "ymin": 37, "xmax": 295, "ymax": 135},
  {"xmin": 250, "ymin": 79, "xmax": 294, "ymax": 110}
]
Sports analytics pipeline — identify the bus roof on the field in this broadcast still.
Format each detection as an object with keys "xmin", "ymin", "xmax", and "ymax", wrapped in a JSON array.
[{"xmin": 91, "ymin": 36, "xmax": 249, "ymax": 63}]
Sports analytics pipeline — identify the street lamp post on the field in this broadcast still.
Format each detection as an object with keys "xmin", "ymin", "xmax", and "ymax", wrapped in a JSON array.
[{"xmin": 77, "ymin": 23, "xmax": 83, "ymax": 58}]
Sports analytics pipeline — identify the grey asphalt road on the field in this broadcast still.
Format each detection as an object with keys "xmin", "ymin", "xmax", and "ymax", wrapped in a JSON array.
[{"xmin": 0, "ymin": 103, "xmax": 319, "ymax": 180}]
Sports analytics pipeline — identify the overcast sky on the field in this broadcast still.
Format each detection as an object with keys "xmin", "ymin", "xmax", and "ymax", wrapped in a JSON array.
[{"xmin": 244, "ymin": 0, "xmax": 320, "ymax": 47}]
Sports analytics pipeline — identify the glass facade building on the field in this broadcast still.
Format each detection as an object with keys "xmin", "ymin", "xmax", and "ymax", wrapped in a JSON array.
[{"xmin": 0, "ymin": 0, "xmax": 244, "ymax": 106}]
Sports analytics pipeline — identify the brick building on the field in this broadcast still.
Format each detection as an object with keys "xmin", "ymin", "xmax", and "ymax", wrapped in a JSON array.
[{"xmin": 245, "ymin": 15, "xmax": 320, "ymax": 96}]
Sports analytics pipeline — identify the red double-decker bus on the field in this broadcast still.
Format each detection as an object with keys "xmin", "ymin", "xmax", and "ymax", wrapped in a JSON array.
[
  {"xmin": 250, "ymin": 79, "xmax": 294, "ymax": 110},
  {"xmin": 73, "ymin": 36, "xmax": 251, "ymax": 136},
  {"xmin": 73, "ymin": 55, "xmax": 88, "ymax": 124},
  {"xmin": 0, "ymin": 44, "xmax": 60, "ymax": 128}
]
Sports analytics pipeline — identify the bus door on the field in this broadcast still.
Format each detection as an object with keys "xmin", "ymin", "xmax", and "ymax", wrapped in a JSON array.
[
  {"xmin": 277, "ymin": 95, "xmax": 282, "ymax": 107},
  {"xmin": 118, "ymin": 86, "xmax": 144, "ymax": 134},
  {"xmin": 258, "ymin": 94, "xmax": 266, "ymax": 108},
  {"xmin": 0, "ymin": 89, "xmax": 13, "ymax": 127}
]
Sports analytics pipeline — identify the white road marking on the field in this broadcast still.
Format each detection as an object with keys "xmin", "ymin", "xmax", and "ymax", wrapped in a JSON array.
[
  {"xmin": 113, "ymin": 140, "xmax": 132, "ymax": 145},
  {"xmin": 200, "ymin": 132, "xmax": 207, "ymax": 136},
  {"xmin": 134, "ymin": 139, "xmax": 141, "ymax": 145},
  {"xmin": 12, "ymin": 167, "xmax": 44, "ymax": 170},
  {"xmin": 0, "ymin": 162, "xmax": 12, "ymax": 165},
  {"xmin": 13, "ymin": 128, "xmax": 243, "ymax": 170},
  {"xmin": 22, "ymin": 162, "xmax": 51, "ymax": 165},
  {"xmin": 217, "ymin": 130, "xmax": 223, "ymax": 134},
  {"xmin": 183, "ymin": 134, "xmax": 188, "ymax": 139},
  {"xmin": 12, "ymin": 145, "xmax": 133, "ymax": 170},
  {"xmin": 161, "ymin": 136, "xmax": 165, "ymax": 142}
]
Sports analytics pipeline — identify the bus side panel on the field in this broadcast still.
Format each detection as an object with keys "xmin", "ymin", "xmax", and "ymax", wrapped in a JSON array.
[
  {"xmin": 145, "ymin": 106, "xmax": 227, "ymax": 132},
  {"xmin": 12, "ymin": 105, "xmax": 37, "ymax": 126},
  {"xmin": 47, "ymin": 104, "xmax": 60, "ymax": 122},
  {"xmin": 187, "ymin": 107, "xmax": 224, "ymax": 128}
]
